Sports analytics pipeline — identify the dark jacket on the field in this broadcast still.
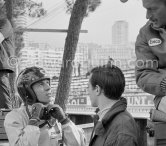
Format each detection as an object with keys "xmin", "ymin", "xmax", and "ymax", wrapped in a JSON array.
[
  {"xmin": 89, "ymin": 98, "xmax": 139, "ymax": 146},
  {"xmin": 135, "ymin": 21, "xmax": 166, "ymax": 99},
  {"xmin": 0, "ymin": 19, "xmax": 15, "ymax": 73}
]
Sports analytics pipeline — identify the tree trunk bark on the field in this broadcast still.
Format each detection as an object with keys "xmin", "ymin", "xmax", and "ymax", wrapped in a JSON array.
[
  {"xmin": 6, "ymin": 0, "xmax": 17, "ymax": 109},
  {"xmin": 6, "ymin": 0, "xmax": 13, "ymax": 25},
  {"xmin": 6, "ymin": 0, "xmax": 22, "ymax": 108},
  {"xmin": 54, "ymin": 0, "xmax": 89, "ymax": 110}
]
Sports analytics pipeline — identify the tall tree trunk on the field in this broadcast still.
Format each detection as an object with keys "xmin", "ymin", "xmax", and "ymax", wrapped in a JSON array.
[
  {"xmin": 6, "ymin": 0, "xmax": 17, "ymax": 108},
  {"xmin": 6, "ymin": 0, "xmax": 22, "ymax": 108},
  {"xmin": 6, "ymin": 0, "xmax": 13, "ymax": 25},
  {"xmin": 55, "ymin": 0, "xmax": 89, "ymax": 110}
]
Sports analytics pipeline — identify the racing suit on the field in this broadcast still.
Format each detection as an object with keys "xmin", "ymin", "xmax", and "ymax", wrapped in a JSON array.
[
  {"xmin": 4, "ymin": 105, "xmax": 86, "ymax": 146},
  {"xmin": 135, "ymin": 21, "xmax": 166, "ymax": 107}
]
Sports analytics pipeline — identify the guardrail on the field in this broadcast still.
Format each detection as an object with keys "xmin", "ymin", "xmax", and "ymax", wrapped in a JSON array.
[{"xmin": 66, "ymin": 105, "xmax": 154, "ymax": 118}]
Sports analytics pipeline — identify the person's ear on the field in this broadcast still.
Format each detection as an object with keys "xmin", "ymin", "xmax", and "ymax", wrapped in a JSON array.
[{"xmin": 95, "ymin": 85, "xmax": 102, "ymax": 96}]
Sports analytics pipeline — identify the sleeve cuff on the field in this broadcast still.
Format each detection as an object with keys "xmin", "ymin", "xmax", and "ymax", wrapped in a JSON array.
[
  {"xmin": 61, "ymin": 120, "xmax": 72, "ymax": 129},
  {"xmin": 0, "ymin": 32, "xmax": 4, "ymax": 43},
  {"xmin": 160, "ymin": 78, "xmax": 166, "ymax": 93},
  {"xmin": 60, "ymin": 117, "xmax": 70, "ymax": 125}
]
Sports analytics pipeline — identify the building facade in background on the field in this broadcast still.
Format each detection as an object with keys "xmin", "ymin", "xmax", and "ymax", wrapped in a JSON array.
[
  {"xmin": 19, "ymin": 42, "xmax": 89, "ymax": 78},
  {"xmin": 112, "ymin": 20, "xmax": 128, "ymax": 45},
  {"xmin": 19, "ymin": 42, "xmax": 63, "ymax": 78}
]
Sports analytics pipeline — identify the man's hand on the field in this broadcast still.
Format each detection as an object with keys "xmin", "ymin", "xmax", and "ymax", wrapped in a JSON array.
[
  {"xmin": 29, "ymin": 103, "xmax": 46, "ymax": 126},
  {"xmin": 0, "ymin": 19, "xmax": 13, "ymax": 39},
  {"xmin": 47, "ymin": 104, "xmax": 69, "ymax": 125}
]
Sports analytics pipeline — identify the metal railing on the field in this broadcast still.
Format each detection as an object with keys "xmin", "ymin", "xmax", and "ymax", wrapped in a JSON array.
[{"xmin": 66, "ymin": 105, "xmax": 154, "ymax": 118}]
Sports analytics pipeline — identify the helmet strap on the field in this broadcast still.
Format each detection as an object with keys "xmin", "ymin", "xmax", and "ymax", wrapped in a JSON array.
[{"xmin": 24, "ymin": 97, "xmax": 31, "ymax": 119}]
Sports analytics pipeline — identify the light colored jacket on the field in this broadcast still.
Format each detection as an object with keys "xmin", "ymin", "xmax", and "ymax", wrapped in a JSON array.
[
  {"xmin": 135, "ymin": 21, "xmax": 166, "ymax": 105},
  {"xmin": 4, "ymin": 105, "xmax": 86, "ymax": 146}
]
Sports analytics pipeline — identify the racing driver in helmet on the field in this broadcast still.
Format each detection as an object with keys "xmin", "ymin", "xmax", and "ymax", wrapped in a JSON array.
[{"xmin": 4, "ymin": 66, "xmax": 86, "ymax": 146}]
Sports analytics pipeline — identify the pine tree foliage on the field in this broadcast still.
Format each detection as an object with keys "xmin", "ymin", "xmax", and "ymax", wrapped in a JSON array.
[
  {"xmin": 65, "ymin": 0, "xmax": 101, "ymax": 16},
  {"xmin": 13, "ymin": 0, "xmax": 46, "ymax": 18}
]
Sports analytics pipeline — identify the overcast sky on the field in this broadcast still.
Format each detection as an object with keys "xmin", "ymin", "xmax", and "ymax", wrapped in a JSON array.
[{"xmin": 27, "ymin": 0, "xmax": 147, "ymax": 46}]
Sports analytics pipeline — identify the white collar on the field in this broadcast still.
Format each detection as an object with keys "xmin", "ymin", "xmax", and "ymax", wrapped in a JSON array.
[{"xmin": 98, "ymin": 100, "xmax": 118, "ymax": 121}]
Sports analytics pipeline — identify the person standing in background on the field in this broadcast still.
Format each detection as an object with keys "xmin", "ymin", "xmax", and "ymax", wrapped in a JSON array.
[
  {"xmin": 135, "ymin": 0, "xmax": 166, "ymax": 112},
  {"xmin": 0, "ymin": 0, "xmax": 15, "ymax": 109}
]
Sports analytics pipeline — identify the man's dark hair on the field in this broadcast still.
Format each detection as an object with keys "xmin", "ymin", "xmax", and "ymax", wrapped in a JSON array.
[{"xmin": 87, "ymin": 64, "xmax": 125, "ymax": 100}]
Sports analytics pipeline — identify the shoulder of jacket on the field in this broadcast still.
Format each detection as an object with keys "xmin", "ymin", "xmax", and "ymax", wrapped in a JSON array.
[
  {"xmin": 139, "ymin": 21, "xmax": 151, "ymax": 33},
  {"xmin": 140, "ymin": 21, "xmax": 159, "ymax": 35},
  {"xmin": 5, "ymin": 107, "xmax": 26, "ymax": 122},
  {"xmin": 112, "ymin": 111, "xmax": 134, "ymax": 124}
]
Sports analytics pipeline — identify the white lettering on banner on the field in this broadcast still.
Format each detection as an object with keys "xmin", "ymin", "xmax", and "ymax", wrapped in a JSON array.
[
  {"xmin": 68, "ymin": 97, "xmax": 87, "ymax": 105},
  {"xmin": 68, "ymin": 95, "xmax": 154, "ymax": 106},
  {"xmin": 125, "ymin": 95, "xmax": 154, "ymax": 106}
]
